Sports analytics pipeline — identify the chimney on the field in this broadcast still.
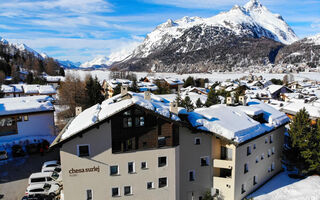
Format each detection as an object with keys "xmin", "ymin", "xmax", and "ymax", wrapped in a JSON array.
[
  {"xmin": 239, "ymin": 96, "xmax": 247, "ymax": 106},
  {"xmin": 177, "ymin": 84, "xmax": 182, "ymax": 94},
  {"xmin": 170, "ymin": 101, "xmax": 178, "ymax": 114},
  {"xmin": 226, "ymin": 97, "xmax": 235, "ymax": 105},
  {"xmin": 75, "ymin": 107, "xmax": 82, "ymax": 116},
  {"xmin": 144, "ymin": 90, "xmax": 151, "ymax": 101},
  {"xmin": 121, "ymin": 85, "xmax": 128, "ymax": 96}
]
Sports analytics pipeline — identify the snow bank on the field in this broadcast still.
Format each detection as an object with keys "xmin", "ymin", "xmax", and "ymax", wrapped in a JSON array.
[{"xmin": 249, "ymin": 173, "xmax": 320, "ymax": 200}]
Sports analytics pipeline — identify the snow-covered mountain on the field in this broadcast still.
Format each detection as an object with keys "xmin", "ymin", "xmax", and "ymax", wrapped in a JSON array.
[
  {"xmin": 275, "ymin": 33, "xmax": 320, "ymax": 67},
  {"xmin": 80, "ymin": 55, "xmax": 110, "ymax": 69},
  {"xmin": 114, "ymin": 0, "xmax": 299, "ymax": 72},
  {"xmin": 58, "ymin": 60, "xmax": 82, "ymax": 69}
]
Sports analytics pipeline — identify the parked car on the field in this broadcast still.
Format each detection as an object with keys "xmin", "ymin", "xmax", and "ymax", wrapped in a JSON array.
[
  {"xmin": 28, "ymin": 172, "xmax": 62, "ymax": 185},
  {"xmin": 41, "ymin": 166, "xmax": 61, "ymax": 173},
  {"xmin": 12, "ymin": 145, "xmax": 25, "ymax": 157},
  {"xmin": 21, "ymin": 194, "xmax": 54, "ymax": 200},
  {"xmin": 25, "ymin": 183, "xmax": 60, "ymax": 198},
  {"xmin": 41, "ymin": 161, "xmax": 60, "ymax": 171},
  {"xmin": 0, "ymin": 150, "xmax": 8, "ymax": 160},
  {"xmin": 26, "ymin": 144, "xmax": 39, "ymax": 155}
]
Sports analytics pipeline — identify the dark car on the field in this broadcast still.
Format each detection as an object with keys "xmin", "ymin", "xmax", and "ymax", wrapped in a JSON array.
[
  {"xmin": 22, "ymin": 194, "xmax": 54, "ymax": 200},
  {"xmin": 12, "ymin": 145, "xmax": 25, "ymax": 157},
  {"xmin": 26, "ymin": 144, "xmax": 39, "ymax": 155}
]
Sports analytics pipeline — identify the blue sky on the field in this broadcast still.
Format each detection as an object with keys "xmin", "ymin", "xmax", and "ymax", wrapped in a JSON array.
[{"xmin": 0, "ymin": 0, "xmax": 319, "ymax": 63}]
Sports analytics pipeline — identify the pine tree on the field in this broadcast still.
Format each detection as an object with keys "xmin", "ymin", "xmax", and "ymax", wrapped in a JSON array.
[
  {"xmin": 288, "ymin": 108, "xmax": 313, "ymax": 173},
  {"xmin": 85, "ymin": 75, "xmax": 104, "ymax": 107},
  {"xmin": 183, "ymin": 76, "xmax": 195, "ymax": 88},
  {"xmin": 205, "ymin": 88, "xmax": 219, "ymax": 107},
  {"xmin": 303, "ymin": 120, "xmax": 320, "ymax": 174},
  {"xmin": 196, "ymin": 98, "xmax": 203, "ymax": 108},
  {"xmin": 129, "ymin": 79, "xmax": 139, "ymax": 92},
  {"xmin": 175, "ymin": 92, "xmax": 183, "ymax": 107},
  {"xmin": 182, "ymin": 96, "xmax": 194, "ymax": 112},
  {"xmin": 26, "ymin": 72, "xmax": 34, "ymax": 84}
]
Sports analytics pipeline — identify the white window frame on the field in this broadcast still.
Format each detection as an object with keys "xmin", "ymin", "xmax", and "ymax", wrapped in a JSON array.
[
  {"xmin": 128, "ymin": 162, "xmax": 135, "ymax": 173},
  {"xmin": 247, "ymin": 145, "xmax": 252, "ymax": 156},
  {"xmin": 194, "ymin": 137, "xmax": 201, "ymax": 145},
  {"xmin": 141, "ymin": 161, "xmax": 148, "ymax": 169},
  {"xmin": 147, "ymin": 182, "xmax": 154, "ymax": 189},
  {"xmin": 271, "ymin": 162, "xmax": 275, "ymax": 171},
  {"xmin": 158, "ymin": 177, "xmax": 168, "ymax": 188},
  {"xmin": 124, "ymin": 186, "xmax": 132, "ymax": 196},
  {"xmin": 200, "ymin": 156, "xmax": 210, "ymax": 166},
  {"xmin": 265, "ymin": 137, "xmax": 268, "ymax": 144},
  {"xmin": 24, "ymin": 115, "xmax": 29, "ymax": 121},
  {"xmin": 158, "ymin": 156, "xmax": 167, "ymax": 167},
  {"xmin": 270, "ymin": 134, "xmax": 274, "ymax": 143},
  {"xmin": 261, "ymin": 153, "xmax": 265, "ymax": 160},
  {"xmin": 268, "ymin": 149, "xmax": 271, "ymax": 157},
  {"xmin": 272, "ymin": 147, "xmax": 275, "ymax": 155},
  {"xmin": 86, "ymin": 189, "xmax": 93, "ymax": 200},
  {"xmin": 253, "ymin": 143, "xmax": 256, "ymax": 149},
  {"xmin": 111, "ymin": 187, "xmax": 120, "ymax": 197},
  {"xmin": 77, "ymin": 144, "xmax": 90, "ymax": 157},
  {"xmin": 255, "ymin": 156, "xmax": 259, "ymax": 163},
  {"xmin": 188, "ymin": 170, "xmax": 195, "ymax": 182},
  {"xmin": 110, "ymin": 165, "xmax": 119, "ymax": 176}
]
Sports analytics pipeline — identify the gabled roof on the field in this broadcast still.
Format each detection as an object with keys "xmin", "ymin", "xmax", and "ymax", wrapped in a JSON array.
[{"xmin": 51, "ymin": 92, "xmax": 180, "ymax": 147}]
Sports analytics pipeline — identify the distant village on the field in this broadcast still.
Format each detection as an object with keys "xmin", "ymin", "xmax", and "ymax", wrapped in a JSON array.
[{"xmin": 1, "ymin": 70, "xmax": 320, "ymax": 200}]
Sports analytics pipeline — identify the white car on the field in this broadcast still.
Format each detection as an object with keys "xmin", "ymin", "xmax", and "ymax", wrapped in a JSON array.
[
  {"xmin": 25, "ymin": 183, "xmax": 60, "ymax": 197},
  {"xmin": 41, "ymin": 166, "xmax": 61, "ymax": 173},
  {"xmin": 28, "ymin": 171, "xmax": 62, "ymax": 185},
  {"xmin": 41, "ymin": 160, "xmax": 60, "ymax": 171}
]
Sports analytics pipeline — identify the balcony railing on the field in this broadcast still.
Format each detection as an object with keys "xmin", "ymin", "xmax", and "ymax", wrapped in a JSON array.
[{"xmin": 213, "ymin": 159, "xmax": 233, "ymax": 169}]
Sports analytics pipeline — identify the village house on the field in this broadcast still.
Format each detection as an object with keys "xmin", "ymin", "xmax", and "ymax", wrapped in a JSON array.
[
  {"xmin": 0, "ymin": 96, "xmax": 55, "ymax": 143},
  {"xmin": 1, "ymin": 84, "xmax": 57, "ymax": 98},
  {"xmin": 51, "ymin": 86, "xmax": 288, "ymax": 200}
]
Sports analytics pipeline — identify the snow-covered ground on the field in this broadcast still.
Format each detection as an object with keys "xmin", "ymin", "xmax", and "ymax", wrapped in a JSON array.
[
  {"xmin": 248, "ymin": 172, "xmax": 320, "ymax": 200},
  {"xmin": 66, "ymin": 70, "xmax": 320, "ymax": 82}
]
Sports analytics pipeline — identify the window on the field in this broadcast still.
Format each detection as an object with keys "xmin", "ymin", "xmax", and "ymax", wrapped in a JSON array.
[
  {"xmin": 261, "ymin": 153, "xmax": 264, "ymax": 160},
  {"xmin": 265, "ymin": 137, "xmax": 268, "ymax": 144},
  {"xmin": 268, "ymin": 149, "xmax": 271, "ymax": 157},
  {"xmin": 247, "ymin": 146, "xmax": 252, "ymax": 156},
  {"xmin": 189, "ymin": 170, "xmax": 195, "ymax": 181},
  {"xmin": 141, "ymin": 162, "xmax": 147, "ymax": 169},
  {"xmin": 77, "ymin": 144, "xmax": 90, "ymax": 157},
  {"xmin": 112, "ymin": 187, "xmax": 120, "ymax": 197},
  {"xmin": 272, "ymin": 147, "xmax": 275, "ymax": 155},
  {"xmin": 110, "ymin": 165, "xmax": 119, "ymax": 175},
  {"xmin": 128, "ymin": 162, "xmax": 135, "ymax": 173},
  {"xmin": 158, "ymin": 137, "xmax": 166, "ymax": 147},
  {"xmin": 268, "ymin": 167, "xmax": 271, "ymax": 172},
  {"xmin": 86, "ymin": 189, "xmax": 92, "ymax": 200},
  {"xmin": 147, "ymin": 182, "xmax": 154, "ymax": 189},
  {"xmin": 24, "ymin": 115, "xmax": 29, "ymax": 121},
  {"xmin": 17, "ymin": 116, "xmax": 22, "ymax": 122},
  {"xmin": 124, "ymin": 186, "xmax": 132, "ymax": 195},
  {"xmin": 271, "ymin": 162, "xmax": 275, "ymax": 171},
  {"xmin": 159, "ymin": 177, "xmax": 167, "ymax": 188},
  {"xmin": 255, "ymin": 156, "xmax": 259, "ymax": 163},
  {"xmin": 241, "ymin": 184, "xmax": 246, "ymax": 194},
  {"xmin": 270, "ymin": 134, "xmax": 273, "ymax": 144},
  {"xmin": 135, "ymin": 116, "xmax": 145, "ymax": 127},
  {"xmin": 253, "ymin": 144, "xmax": 256, "ymax": 149},
  {"xmin": 194, "ymin": 137, "xmax": 201, "ymax": 145},
  {"xmin": 158, "ymin": 156, "xmax": 167, "ymax": 167},
  {"xmin": 123, "ymin": 117, "xmax": 132, "ymax": 128},
  {"xmin": 253, "ymin": 176, "xmax": 258, "ymax": 185},
  {"xmin": 244, "ymin": 163, "xmax": 249, "ymax": 174},
  {"xmin": 200, "ymin": 156, "xmax": 209, "ymax": 166}
]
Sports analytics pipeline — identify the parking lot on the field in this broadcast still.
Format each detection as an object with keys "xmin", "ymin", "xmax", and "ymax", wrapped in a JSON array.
[{"xmin": 0, "ymin": 151, "xmax": 59, "ymax": 200}]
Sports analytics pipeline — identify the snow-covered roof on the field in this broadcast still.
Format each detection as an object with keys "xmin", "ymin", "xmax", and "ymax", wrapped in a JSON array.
[
  {"xmin": 281, "ymin": 102, "xmax": 320, "ymax": 119},
  {"xmin": 164, "ymin": 77, "xmax": 184, "ymax": 85},
  {"xmin": 0, "ymin": 96, "xmax": 54, "ymax": 116},
  {"xmin": 107, "ymin": 79, "xmax": 132, "ymax": 89},
  {"xmin": 11, "ymin": 84, "xmax": 24, "ymax": 93},
  {"xmin": 44, "ymin": 76, "xmax": 64, "ymax": 82},
  {"xmin": 1, "ymin": 85, "xmax": 14, "ymax": 93},
  {"xmin": 58, "ymin": 92, "xmax": 180, "ymax": 141},
  {"xmin": 23, "ymin": 84, "xmax": 39, "ymax": 94},
  {"xmin": 39, "ymin": 85, "xmax": 56, "ymax": 95},
  {"xmin": 159, "ymin": 92, "xmax": 207, "ymax": 106},
  {"xmin": 188, "ymin": 100, "xmax": 289, "ymax": 143},
  {"xmin": 137, "ymin": 82, "xmax": 158, "ymax": 91}
]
